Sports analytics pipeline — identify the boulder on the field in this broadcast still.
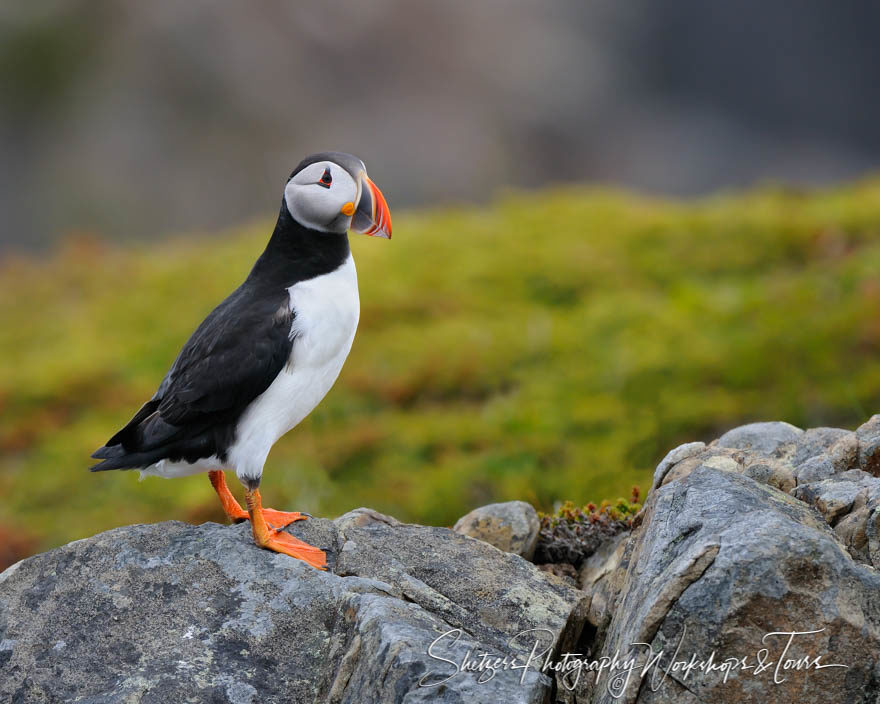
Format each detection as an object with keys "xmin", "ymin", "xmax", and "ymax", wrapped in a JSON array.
[
  {"xmin": 650, "ymin": 442, "xmax": 706, "ymax": 493},
  {"xmin": 577, "ymin": 531, "xmax": 628, "ymax": 633},
  {"xmin": 453, "ymin": 500, "xmax": 541, "ymax": 560},
  {"xmin": 792, "ymin": 469, "xmax": 880, "ymax": 525},
  {"xmin": 655, "ymin": 422, "xmax": 865, "ymax": 497},
  {"xmin": 791, "ymin": 469, "xmax": 880, "ymax": 568},
  {"xmin": 792, "ymin": 427, "xmax": 853, "ymax": 466},
  {"xmin": 582, "ymin": 467, "xmax": 880, "ymax": 704},
  {"xmin": 856, "ymin": 415, "xmax": 880, "ymax": 476},
  {"xmin": 793, "ymin": 429, "xmax": 859, "ymax": 484},
  {"xmin": 715, "ymin": 421, "xmax": 802, "ymax": 455},
  {"xmin": 0, "ymin": 509, "xmax": 588, "ymax": 703},
  {"xmin": 654, "ymin": 445, "xmax": 797, "ymax": 494}
]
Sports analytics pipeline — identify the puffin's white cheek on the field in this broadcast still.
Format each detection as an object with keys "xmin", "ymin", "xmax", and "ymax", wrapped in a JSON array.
[
  {"xmin": 285, "ymin": 186, "xmax": 340, "ymax": 231},
  {"xmin": 307, "ymin": 194, "xmax": 336, "ymax": 222}
]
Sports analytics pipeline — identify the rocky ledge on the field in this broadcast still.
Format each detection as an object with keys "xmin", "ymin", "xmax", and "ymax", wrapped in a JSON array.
[{"xmin": 3, "ymin": 418, "xmax": 880, "ymax": 703}]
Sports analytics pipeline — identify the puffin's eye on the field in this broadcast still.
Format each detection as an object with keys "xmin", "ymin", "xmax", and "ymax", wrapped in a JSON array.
[{"xmin": 318, "ymin": 168, "xmax": 332, "ymax": 188}]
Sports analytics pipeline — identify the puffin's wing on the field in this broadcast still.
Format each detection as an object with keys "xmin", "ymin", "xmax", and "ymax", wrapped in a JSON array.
[
  {"xmin": 156, "ymin": 290, "xmax": 293, "ymax": 425},
  {"xmin": 91, "ymin": 287, "xmax": 293, "ymax": 468}
]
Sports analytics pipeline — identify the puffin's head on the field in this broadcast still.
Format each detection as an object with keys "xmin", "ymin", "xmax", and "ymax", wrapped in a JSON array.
[{"xmin": 284, "ymin": 152, "xmax": 392, "ymax": 239}]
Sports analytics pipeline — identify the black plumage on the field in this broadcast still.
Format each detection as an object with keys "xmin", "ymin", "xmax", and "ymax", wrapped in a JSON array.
[{"xmin": 90, "ymin": 199, "xmax": 350, "ymax": 472}]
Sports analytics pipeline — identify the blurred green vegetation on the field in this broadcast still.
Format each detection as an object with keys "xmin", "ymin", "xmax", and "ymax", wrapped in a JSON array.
[{"xmin": 2, "ymin": 179, "xmax": 880, "ymax": 561}]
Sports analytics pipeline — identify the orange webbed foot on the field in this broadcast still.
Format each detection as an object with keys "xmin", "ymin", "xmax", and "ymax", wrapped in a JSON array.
[
  {"xmin": 260, "ymin": 508, "xmax": 309, "ymax": 530},
  {"xmin": 260, "ymin": 528, "xmax": 328, "ymax": 570},
  {"xmin": 244, "ymin": 487, "xmax": 327, "ymax": 570}
]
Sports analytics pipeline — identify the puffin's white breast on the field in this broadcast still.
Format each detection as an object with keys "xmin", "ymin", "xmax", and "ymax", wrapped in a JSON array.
[{"xmin": 228, "ymin": 254, "xmax": 360, "ymax": 482}]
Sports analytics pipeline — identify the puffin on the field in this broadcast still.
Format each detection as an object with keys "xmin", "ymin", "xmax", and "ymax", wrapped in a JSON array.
[{"xmin": 90, "ymin": 152, "xmax": 391, "ymax": 571}]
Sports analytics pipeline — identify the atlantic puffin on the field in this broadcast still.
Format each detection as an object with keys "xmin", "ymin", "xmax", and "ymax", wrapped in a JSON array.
[{"xmin": 91, "ymin": 152, "xmax": 391, "ymax": 570}]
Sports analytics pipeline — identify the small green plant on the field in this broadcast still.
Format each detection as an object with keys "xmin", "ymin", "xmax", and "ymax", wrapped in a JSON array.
[{"xmin": 534, "ymin": 486, "xmax": 641, "ymax": 566}]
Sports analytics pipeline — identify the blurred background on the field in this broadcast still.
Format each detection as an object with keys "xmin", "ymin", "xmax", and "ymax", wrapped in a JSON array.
[
  {"xmin": 2, "ymin": 2, "xmax": 880, "ymax": 567},
  {"xmin": 4, "ymin": 1, "xmax": 880, "ymax": 250}
]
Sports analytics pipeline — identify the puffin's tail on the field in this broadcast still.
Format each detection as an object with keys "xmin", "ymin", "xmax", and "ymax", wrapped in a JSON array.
[
  {"xmin": 89, "ymin": 398, "xmax": 167, "ymax": 471},
  {"xmin": 89, "ymin": 444, "xmax": 166, "ymax": 471},
  {"xmin": 89, "ymin": 444, "xmax": 132, "ymax": 471}
]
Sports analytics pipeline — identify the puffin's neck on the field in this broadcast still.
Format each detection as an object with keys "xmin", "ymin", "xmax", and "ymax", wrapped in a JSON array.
[{"xmin": 247, "ymin": 201, "xmax": 350, "ymax": 289}]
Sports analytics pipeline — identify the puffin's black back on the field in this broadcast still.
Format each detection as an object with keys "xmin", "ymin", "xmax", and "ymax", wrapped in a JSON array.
[{"xmin": 90, "ymin": 202, "xmax": 350, "ymax": 471}]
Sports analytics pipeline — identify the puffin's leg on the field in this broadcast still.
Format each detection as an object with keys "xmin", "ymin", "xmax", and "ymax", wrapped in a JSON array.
[
  {"xmin": 209, "ymin": 470, "xmax": 248, "ymax": 521},
  {"xmin": 208, "ymin": 471, "xmax": 307, "ymax": 529},
  {"xmin": 244, "ymin": 488, "xmax": 327, "ymax": 570}
]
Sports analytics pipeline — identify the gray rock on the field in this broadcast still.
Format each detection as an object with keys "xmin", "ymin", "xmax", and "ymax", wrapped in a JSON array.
[
  {"xmin": 0, "ymin": 509, "xmax": 588, "ymax": 703},
  {"xmin": 653, "ymin": 444, "xmax": 798, "ymax": 495},
  {"xmin": 793, "ymin": 426, "xmax": 853, "ymax": 465},
  {"xmin": 583, "ymin": 468, "xmax": 880, "ymax": 704},
  {"xmin": 650, "ymin": 442, "xmax": 706, "ymax": 493},
  {"xmin": 857, "ymin": 414, "xmax": 880, "ymax": 476},
  {"xmin": 834, "ymin": 506, "xmax": 871, "ymax": 563},
  {"xmin": 453, "ymin": 501, "xmax": 540, "ymax": 560},
  {"xmin": 578, "ymin": 532, "xmax": 628, "ymax": 632},
  {"xmin": 740, "ymin": 456, "xmax": 796, "ymax": 493},
  {"xmin": 866, "ymin": 500, "xmax": 880, "ymax": 569},
  {"xmin": 793, "ymin": 455, "xmax": 838, "ymax": 484},
  {"xmin": 715, "ymin": 420, "xmax": 803, "ymax": 456},
  {"xmin": 793, "ymin": 430, "xmax": 858, "ymax": 484},
  {"xmin": 792, "ymin": 469, "xmax": 880, "ymax": 525},
  {"xmin": 826, "ymin": 430, "xmax": 860, "ymax": 471}
]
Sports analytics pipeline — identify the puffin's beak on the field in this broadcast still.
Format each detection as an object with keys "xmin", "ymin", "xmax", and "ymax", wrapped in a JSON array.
[{"xmin": 351, "ymin": 174, "xmax": 392, "ymax": 239}]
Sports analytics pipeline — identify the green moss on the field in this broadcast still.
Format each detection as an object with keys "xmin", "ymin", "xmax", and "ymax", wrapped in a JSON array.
[{"xmin": 3, "ymin": 178, "xmax": 880, "ymax": 555}]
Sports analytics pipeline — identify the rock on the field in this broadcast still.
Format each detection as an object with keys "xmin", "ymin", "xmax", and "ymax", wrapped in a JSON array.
[
  {"xmin": 857, "ymin": 415, "xmax": 880, "ymax": 476},
  {"xmin": 584, "ymin": 467, "xmax": 880, "ymax": 704},
  {"xmin": 453, "ymin": 500, "xmax": 540, "ymax": 560},
  {"xmin": 650, "ymin": 442, "xmax": 706, "ymax": 493},
  {"xmin": 578, "ymin": 531, "xmax": 628, "ymax": 632},
  {"xmin": 827, "ymin": 431, "xmax": 860, "ymax": 471},
  {"xmin": 834, "ymin": 506, "xmax": 871, "ymax": 563},
  {"xmin": 715, "ymin": 420, "xmax": 803, "ymax": 456},
  {"xmin": 741, "ymin": 456, "xmax": 796, "ymax": 493},
  {"xmin": 537, "ymin": 562, "xmax": 579, "ymax": 586},
  {"xmin": 651, "ymin": 424, "xmax": 864, "ymax": 498},
  {"xmin": 866, "ymin": 501, "xmax": 880, "ymax": 568},
  {"xmin": 793, "ymin": 431, "xmax": 858, "ymax": 484},
  {"xmin": 793, "ymin": 427, "xmax": 853, "ymax": 465},
  {"xmin": 654, "ymin": 445, "xmax": 798, "ymax": 494},
  {"xmin": 793, "ymin": 454, "xmax": 838, "ymax": 483},
  {"xmin": 792, "ymin": 469, "xmax": 880, "ymax": 525},
  {"xmin": 792, "ymin": 470, "xmax": 880, "ymax": 565},
  {"xmin": 0, "ymin": 509, "xmax": 588, "ymax": 703},
  {"xmin": 656, "ymin": 448, "xmax": 731, "ymax": 488}
]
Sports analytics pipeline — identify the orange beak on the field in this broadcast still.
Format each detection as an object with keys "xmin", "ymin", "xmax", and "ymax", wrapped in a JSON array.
[{"xmin": 351, "ymin": 174, "xmax": 392, "ymax": 239}]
